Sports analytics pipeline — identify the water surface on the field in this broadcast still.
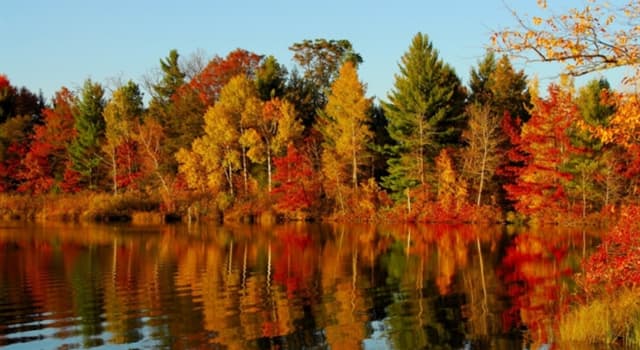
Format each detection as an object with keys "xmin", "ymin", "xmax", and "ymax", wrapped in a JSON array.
[{"xmin": 0, "ymin": 221, "xmax": 603, "ymax": 349}]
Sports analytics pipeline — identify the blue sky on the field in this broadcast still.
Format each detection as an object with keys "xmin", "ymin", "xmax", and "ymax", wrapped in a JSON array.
[{"xmin": 2, "ymin": 0, "xmax": 582, "ymax": 103}]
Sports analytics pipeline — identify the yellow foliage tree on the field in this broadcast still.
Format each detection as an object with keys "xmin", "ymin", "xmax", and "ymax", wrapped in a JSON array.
[
  {"xmin": 319, "ymin": 62, "xmax": 372, "ymax": 211},
  {"xmin": 178, "ymin": 75, "xmax": 263, "ymax": 198},
  {"xmin": 241, "ymin": 98, "xmax": 302, "ymax": 192}
]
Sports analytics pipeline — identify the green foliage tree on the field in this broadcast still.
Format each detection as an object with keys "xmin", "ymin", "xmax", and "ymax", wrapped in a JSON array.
[
  {"xmin": 469, "ymin": 53, "xmax": 530, "ymax": 122},
  {"xmin": 382, "ymin": 32, "xmax": 466, "ymax": 201},
  {"xmin": 68, "ymin": 79, "xmax": 106, "ymax": 190},
  {"xmin": 565, "ymin": 78, "xmax": 619, "ymax": 216},
  {"xmin": 150, "ymin": 49, "xmax": 186, "ymax": 105},
  {"xmin": 255, "ymin": 55, "xmax": 288, "ymax": 101}
]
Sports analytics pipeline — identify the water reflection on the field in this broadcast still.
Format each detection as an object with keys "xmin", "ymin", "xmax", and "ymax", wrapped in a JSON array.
[{"xmin": 0, "ymin": 222, "xmax": 601, "ymax": 349}]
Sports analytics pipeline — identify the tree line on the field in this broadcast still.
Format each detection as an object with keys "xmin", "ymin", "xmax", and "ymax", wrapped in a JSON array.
[{"xmin": 0, "ymin": 33, "xmax": 631, "ymax": 223}]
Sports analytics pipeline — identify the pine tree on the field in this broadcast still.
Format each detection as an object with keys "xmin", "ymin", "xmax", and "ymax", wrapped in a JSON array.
[
  {"xmin": 151, "ymin": 49, "xmax": 185, "ymax": 105},
  {"xmin": 382, "ymin": 33, "xmax": 466, "ymax": 199},
  {"xmin": 68, "ymin": 79, "xmax": 105, "ymax": 190}
]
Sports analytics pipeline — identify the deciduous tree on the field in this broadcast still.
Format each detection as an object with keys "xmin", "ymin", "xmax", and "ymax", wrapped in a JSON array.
[
  {"xmin": 461, "ymin": 104, "xmax": 504, "ymax": 206},
  {"xmin": 17, "ymin": 88, "xmax": 77, "ymax": 194},
  {"xmin": 102, "ymin": 81, "xmax": 144, "ymax": 194},
  {"xmin": 504, "ymin": 84, "xmax": 578, "ymax": 220},
  {"xmin": 319, "ymin": 62, "xmax": 372, "ymax": 210}
]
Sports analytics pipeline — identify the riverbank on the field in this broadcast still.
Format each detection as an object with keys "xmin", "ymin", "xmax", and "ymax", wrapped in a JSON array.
[{"xmin": 0, "ymin": 192, "xmax": 619, "ymax": 228}]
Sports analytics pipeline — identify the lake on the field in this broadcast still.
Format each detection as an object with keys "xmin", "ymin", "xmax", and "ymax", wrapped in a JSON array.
[{"xmin": 0, "ymin": 221, "xmax": 605, "ymax": 349}]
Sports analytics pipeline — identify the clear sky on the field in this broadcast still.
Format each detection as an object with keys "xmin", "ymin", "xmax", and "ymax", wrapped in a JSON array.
[{"xmin": 2, "ymin": 0, "xmax": 573, "ymax": 103}]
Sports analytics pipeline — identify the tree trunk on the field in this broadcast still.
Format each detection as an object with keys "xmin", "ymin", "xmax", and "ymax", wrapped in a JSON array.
[
  {"xmin": 267, "ymin": 146, "xmax": 272, "ymax": 194},
  {"xmin": 111, "ymin": 149, "xmax": 118, "ymax": 195},
  {"xmin": 476, "ymin": 143, "xmax": 488, "ymax": 206},
  {"xmin": 418, "ymin": 116, "xmax": 425, "ymax": 185},
  {"xmin": 241, "ymin": 145, "xmax": 248, "ymax": 195}
]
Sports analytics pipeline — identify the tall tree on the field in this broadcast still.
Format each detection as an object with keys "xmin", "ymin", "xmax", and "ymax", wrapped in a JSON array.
[
  {"xmin": 241, "ymin": 98, "xmax": 302, "ymax": 193},
  {"xmin": 503, "ymin": 84, "xmax": 578, "ymax": 220},
  {"xmin": 151, "ymin": 49, "xmax": 186, "ymax": 104},
  {"xmin": 566, "ymin": 78, "xmax": 619, "ymax": 215},
  {"xmin": 102, "ymin": 81, "xmax": 144, "ymax": 194},
  {"xmin": 469, "ymin": 52, "xmax": 530, "ymax": 209},
  {"xmin": 319, "ymin": 62, "xmax": 372, "ymax": 209},
  {"xmin": 461, "ymin": 104, "xmax": 504, "ymax": 206},
  {"xmin": 68, "ymin": 79, "xmax": 106, "ymax": 190},
  {"xmin": 382, "ymin": 32, "xmax": 467, "ymax": 200},
  {"xmin": 290, "ymin": 39, "xmax": 362, "ymax": 114},
  {"xmin": 178, "ymin": 75, "xmax": 262, "ymax": 198}
]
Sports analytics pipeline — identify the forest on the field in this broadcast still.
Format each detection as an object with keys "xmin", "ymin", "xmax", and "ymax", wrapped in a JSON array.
[
  {"xmin": 0, "ymin": 31, "xmax": 633, "ymax": 225},
  {"xmin": 5, "ymin": 0, "xmax": 640, "ymax": 345}
]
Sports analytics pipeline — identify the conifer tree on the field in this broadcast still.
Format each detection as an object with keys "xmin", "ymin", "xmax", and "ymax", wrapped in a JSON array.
[
  {"xmin": 382, "ymin": 33, "xmax": 466, "ymax": 199},
  {"xmin": 68, "ymin": 79, "xmax": 105, "ymax": 190}
]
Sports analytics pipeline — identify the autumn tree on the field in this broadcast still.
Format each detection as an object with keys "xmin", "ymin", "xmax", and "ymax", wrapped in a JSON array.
[
  {"xmin": 290, "ymin": 39, "xmax": 362, "ymax": 103},
  {"xmin": 189, "ymin": 49, "xmax": 263, "ymax": 106},
  {"xmin": 318, "ymin": 62, "xmax": 372, "ymax": 211},
  {"xmin": 272, "ymin": 143, "xmax": 318, "ymax": 214},
  {"xmin": 68, "ymin": 79, "xmax": 106, "ymax": 190},
  {"xmin": 503, "ymin": 84, "xmax": 578, "ymax": 221},
  {"xmin": 493, "ymin": 1, "xmax": 640, "ymax": 155},
  {"xmin": 178, "ymin": 75, "xmax": 262, "ymax": 199},
  {"xmin": 382, "ymin": 33, "xmax": 467, "ymax": 202},
  {"xmin": 468, "ymin": 52, "xmax": 531, "ymax": 209},
  {"xmin": 289, "ymin": 38, "xmax": 363, "ymax": 130},
  {"xmin": 461, "ymin": 104, "xmax": 504, "ymax": 206},
  {"xmin": 562, "ymin": 79, "xmax": 619, "ymax": 216},
  {"xmin": 435, "ymin": 148, "xmax": 468, "ymax": 213},
  {"xmin": 242, "ymin": 98, "xmax": 302, "ymax": 193},
  {"xmin": 17, "ymin": 88, "xmax": 77, "ymax": 194},
  {"xmin": 0, "ymin": 75, "xmax": 44, "ymax": 191},
  {"xmin": 102, "ymin": 81, "xmax": 144, "ymax": 194}
]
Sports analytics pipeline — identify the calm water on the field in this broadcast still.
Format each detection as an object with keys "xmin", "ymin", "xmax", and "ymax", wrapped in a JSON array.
[{"xmin": 0, "ymin": 221, "xmax": 603, "ymax": 349}]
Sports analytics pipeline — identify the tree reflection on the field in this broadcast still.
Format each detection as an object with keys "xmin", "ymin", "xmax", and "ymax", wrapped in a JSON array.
[{"xmin": 0, "ymin": 222, "xmax": 597, "ymax": 349}]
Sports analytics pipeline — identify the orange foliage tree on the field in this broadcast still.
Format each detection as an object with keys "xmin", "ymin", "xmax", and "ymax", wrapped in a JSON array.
[
  {"xmin": 17, "ymin": 88, "xmax": 77, "ymax": 194},
  {"xmin": 503, "ymin": 84, "xmax": 579, "ymax": 220},
  {"xmin": 493, "ymin": 0, "xmax": 640, "ymax": 156}
]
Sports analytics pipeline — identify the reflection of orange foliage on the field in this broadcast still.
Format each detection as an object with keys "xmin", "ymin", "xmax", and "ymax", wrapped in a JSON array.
[
  {"xmin": 272, "ymin": 226, "xmax": 314, "ymax": 297},
  {"xmin": 499, "ymin": 232, "xmax": 574, "ymax": 345}
]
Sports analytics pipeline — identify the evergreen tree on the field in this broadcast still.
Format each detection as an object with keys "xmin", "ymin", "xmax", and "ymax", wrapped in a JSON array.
[
  {"xmin": 469, "ymin": 52, "xmax": 530, "ymax": 122},
  {"xmin": 469, "ymin": 52, "xmax": 530, "ymax": 209},
  {"xmin": 151, "ymin": 49, "xmax": 186, "ymax": 106},
  {"xmin": 68, "ymin": 79, "xmax": 105, "ymax": 190},
  {"xmin": 382, "ymin": 33, "xmax": 466, "ymax": 198},
  {"xmin": 255, "ymin": 55, "xmax": 288, "ymax": 101}
]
